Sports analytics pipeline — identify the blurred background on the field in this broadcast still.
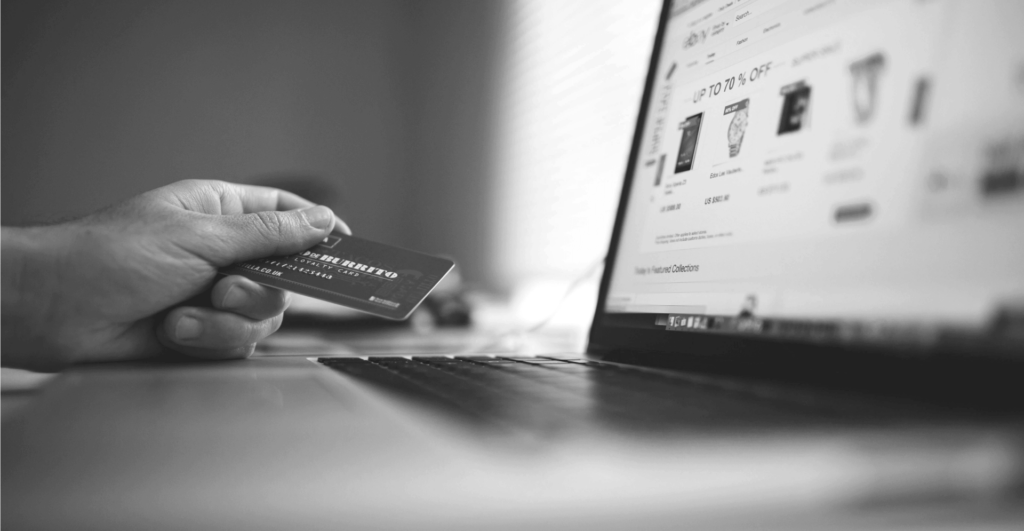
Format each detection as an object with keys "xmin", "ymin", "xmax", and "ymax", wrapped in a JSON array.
[{"xmin": 2, "ymin": 0, "xmax": 660, "ymax": 312}]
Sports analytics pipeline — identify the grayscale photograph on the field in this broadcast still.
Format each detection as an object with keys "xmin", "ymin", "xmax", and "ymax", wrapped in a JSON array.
[{"xmin": 3, "ymin": 1, "xmax": 1024, "ymax": 530}]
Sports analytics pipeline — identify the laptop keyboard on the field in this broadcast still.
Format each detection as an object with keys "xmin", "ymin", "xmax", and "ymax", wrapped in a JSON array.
[{"xmin": 319, "ymin": 355, "xmax": 864, "ymax": 435}]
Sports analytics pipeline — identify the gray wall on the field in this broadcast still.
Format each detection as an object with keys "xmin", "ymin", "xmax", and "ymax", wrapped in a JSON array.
[
  {"xmin": 403, "ymin": 1, "xmax": 505, "ymax": 288},
  {"xmin": 3, "ymin": 0, "xmax": 504, "ymax": 287}
]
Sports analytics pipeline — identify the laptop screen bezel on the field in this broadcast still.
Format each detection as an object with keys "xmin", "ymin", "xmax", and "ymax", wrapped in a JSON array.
[{"xmin": 585, "ymin": 0, "xmax": 1020, "ymax": 376}]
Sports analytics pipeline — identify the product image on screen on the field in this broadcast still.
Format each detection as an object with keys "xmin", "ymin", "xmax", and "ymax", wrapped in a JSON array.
[
  {"xmin": 724, "ymin": 99, "xmax": 749, "ymax": 157},
  {"xmin": 777, "ymin": 82, "xmax": 810, "ymax": 135},
  {"xmin": 850, "ymin": 52, "xmax": 886, "ymax": 125},
  {"xmin": 675, "ymin": 113, "xmax": 703, "ymax": 173}
]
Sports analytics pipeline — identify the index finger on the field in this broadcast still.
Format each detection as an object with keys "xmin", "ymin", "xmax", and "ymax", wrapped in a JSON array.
[
  {"xmin": 232, "ymin": 183, "xmax": 312, "ymax": 211},
  {"xmin": 229, "ymin": 183, "xmax": 352, "ymax": 235}
]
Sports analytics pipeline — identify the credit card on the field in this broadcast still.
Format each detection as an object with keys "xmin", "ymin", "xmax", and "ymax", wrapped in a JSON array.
[{"xmin": 220, "ymin": 234, "xmax": 455, "ymax": 320}]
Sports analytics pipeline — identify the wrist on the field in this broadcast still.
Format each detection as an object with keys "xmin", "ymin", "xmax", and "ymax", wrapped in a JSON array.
[{"xmin": 2, "ymin": 226, "xmax": 71, "ymax": 370}]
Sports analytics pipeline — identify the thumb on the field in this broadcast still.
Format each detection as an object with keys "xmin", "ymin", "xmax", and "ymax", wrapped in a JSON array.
[{"xmin": 206, "ymin": 205, "xmax": 336, "ymax": 265}]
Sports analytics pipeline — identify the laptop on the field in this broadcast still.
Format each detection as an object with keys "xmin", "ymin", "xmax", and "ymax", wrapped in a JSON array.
[{"xmin": 5, "ymin": 0, "xmax": 1024, "ymax": 529}]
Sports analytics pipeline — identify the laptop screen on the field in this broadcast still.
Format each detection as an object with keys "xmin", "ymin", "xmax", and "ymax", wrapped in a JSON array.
[{"xmin": 602, "ymin": 0, "xmax": 1024, "ymax": 354}]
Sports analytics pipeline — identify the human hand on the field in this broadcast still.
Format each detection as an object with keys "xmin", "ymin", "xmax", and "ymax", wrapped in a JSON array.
[{"xmin": 1, "ymin": 180, "xmax": 350, "ymax": 371}]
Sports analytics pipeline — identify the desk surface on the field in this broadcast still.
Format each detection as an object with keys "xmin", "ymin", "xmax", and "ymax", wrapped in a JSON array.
[{"xmin": 4, "ymin": 330, "xmax": 1024, "ymax": 530}]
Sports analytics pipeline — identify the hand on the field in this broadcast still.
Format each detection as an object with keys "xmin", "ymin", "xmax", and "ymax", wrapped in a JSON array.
[{"xmin": 1, "ymin": 180, "xmax": 350, "ymax": 371}]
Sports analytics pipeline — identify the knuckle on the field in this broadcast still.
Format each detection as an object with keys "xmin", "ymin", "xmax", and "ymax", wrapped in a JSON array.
[
  {"xmin": 174, "ymin": 179, "xmax": 211, "ymax": 195},
  {"xmin": 252, "ymin": 211, "xmax": 285, "ymax": 239}
]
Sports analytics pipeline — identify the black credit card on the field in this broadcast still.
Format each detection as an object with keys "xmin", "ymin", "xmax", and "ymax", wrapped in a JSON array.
[{"xmin": 221, "ymin": 234, "xmax": 455, "ymax": 320}]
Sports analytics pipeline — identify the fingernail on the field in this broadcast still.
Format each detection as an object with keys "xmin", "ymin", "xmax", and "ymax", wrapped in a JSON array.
[
  {"xmin": 302, "ymin": 205, "xmax": 334, "ymax": 231},
  {"xmin": 334, "ymin": 216, "xmax": 353, "ymax": 235},
  {"xmin": 221, "ymin": 285, "xmax": 250, "ymax": 310},
  {"xmin": 175, "ymin": 316, "xmax": 203, "ymax": 341}
]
